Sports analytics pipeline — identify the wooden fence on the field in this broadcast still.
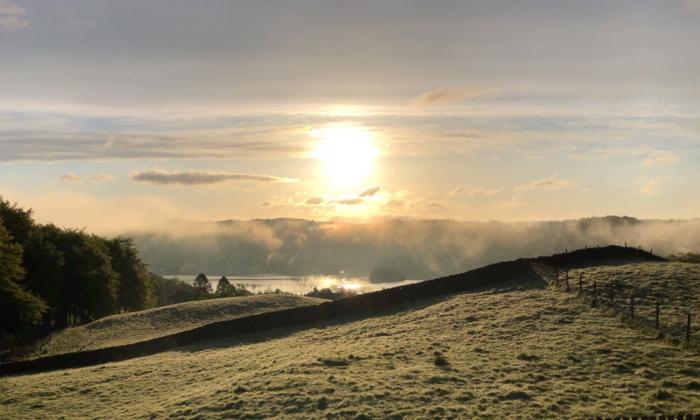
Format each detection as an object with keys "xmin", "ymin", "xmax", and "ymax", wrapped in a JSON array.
[{"xmin": 531, "ymin": 262, "xmax": 696, "ymax": 347}]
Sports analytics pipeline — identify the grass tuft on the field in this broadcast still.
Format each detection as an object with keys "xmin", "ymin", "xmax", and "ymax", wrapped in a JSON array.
[
  {"xmin": 319, "ymin": 357, "xmax": 350, "ymax": 367},
  {"xmin": 500, "ymin": 390, "xmax": 531, "ymax": 401},
  {"xmin": 433, "ymin": 351, "xmax": 448, "ymax": 367},
  {"xmin": 516, "ymin": 353, "xmax": 541, "ymax": 362},
  {"xmin": 653, "ymin": 389, "xmax": 673, "ymax": 400}
]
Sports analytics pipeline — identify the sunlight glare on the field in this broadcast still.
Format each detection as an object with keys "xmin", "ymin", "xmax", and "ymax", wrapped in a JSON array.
[{"xmin": 311, "ymin": 125, "xmax": 378, "ymax": 188}]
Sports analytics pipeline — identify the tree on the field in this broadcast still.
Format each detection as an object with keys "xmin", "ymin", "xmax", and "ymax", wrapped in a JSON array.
[
  {"xmin": 22, "ymin": 224, "xmax": 66, "ymax": 327},
  {"xmin": 106, "ymin": 237, "xmax": 155, "ymax": 312},
  {"xmin": 193, "ymin": 273, "xmax": 212, "ymax": 294},
  {"xmin": 216, "ymin": 276, "xmax": 233, "ymax": 296},
  {"xmin": 0, "ymin": 222, "xmax": 46, "ymax": 341},
  {"xmin": 59, "ymin": 231, "xmax": 119, "ymax": 323},
  {"xmin": 0, "ymin": 198, "xmax": 34, "ymax": 246},
  {"xmin": 152, "ymin": 273, "xmax": 199, "ymax": 306}
]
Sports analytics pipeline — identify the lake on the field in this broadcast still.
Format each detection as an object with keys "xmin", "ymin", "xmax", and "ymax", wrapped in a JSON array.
[{"xmin": 165, "ymin": 274, "xmax": 422, "ymax": 295}]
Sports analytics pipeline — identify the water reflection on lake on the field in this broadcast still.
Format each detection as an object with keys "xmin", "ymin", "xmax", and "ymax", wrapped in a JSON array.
[{"xmin": 165, "ymin": 274, "xmax": 422, "ymax": 295}]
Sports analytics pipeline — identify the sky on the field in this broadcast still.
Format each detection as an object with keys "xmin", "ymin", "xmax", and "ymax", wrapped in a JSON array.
[{"xmin": 1, "ymin": 0, "xmax": 699, "ymax": 234}]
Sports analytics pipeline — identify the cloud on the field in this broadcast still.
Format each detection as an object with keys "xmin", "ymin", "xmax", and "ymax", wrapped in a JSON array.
[
  {"xmin": 61, "ymin": 173, "xmax": 113, "ymax": 182},
  {"xmin": 334, "ymin": 198, "xmax": 364, "ymax": 206},
  {"xmin": 0, "ymin": 0, "xmax": 28, "ymax": 31},
  {"xmin": 305, "ymin": 197, "xmax": 324, "ymax": 205},
  {"xmin": 384, "ymin": 199, "xmax": 405, "ymax": 208},
  {"xmin": 412, "ymin": 87, "xmax": 481, "ymax": 106},
  {"xmin": 425, "ymin": 201, "xmax": 444, "ymax": 208},
  {"xmin": 1, "ymin": 109, "xmax": 698, "ymax": 164},
  {"xmin": 502, "ymin": 195, "xmax": 527, "ymax": 209},
  {"xmin": 639, "ymin": 179, "xmax": 660, "ymax": 196},
  {"xmin": 88, "ymin": 174, "xmax": 114, "ymax": 181},
  {"xmin": 515, "ymin": 176, "xmax": 570, "ymax": 192},
  {"xmin": 131, "ymin": 170, "xmax": 297, "ymax": 186},
  {"xmin": 643, "ymin": 151, "xmax": 680, "ymax": 167},
  {"xmin": 685, "ymin": 0, "xmax": 700, "ymax": 12},
  {"xmin": 359, "ymin": 186, "xmax": 380, "ymax": 197},
  {"xmin": 450, "ymin": 186, "xmax": 499, "ymax": 197},
  {"xmin": 0, "ymin": 112, "xmax": 313, "ymax": 162},
  {"xmin": 61, "ymin": 173, "xmax": 82, "ymax": 182}
]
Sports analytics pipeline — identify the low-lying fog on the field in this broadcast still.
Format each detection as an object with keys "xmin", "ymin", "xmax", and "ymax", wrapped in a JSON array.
[{"xmin": 129, "ymin": 216, "xmax": 700, "ymax": 280}]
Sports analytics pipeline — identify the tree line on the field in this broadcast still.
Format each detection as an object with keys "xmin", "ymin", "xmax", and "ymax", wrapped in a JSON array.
[{"xmin": 0, "ymin": 198, "xmax": 157, "ymax": 346}]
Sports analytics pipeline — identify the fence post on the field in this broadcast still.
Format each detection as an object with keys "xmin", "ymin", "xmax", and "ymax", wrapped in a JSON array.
[
  {"xmin": 655, "ymin": 299, "xmax": 660, "ymax": 329},
  {"xmin": 565, "ymin": 270, "xmax": 570, "ymax": 292},
  {"xmin": 687, "ymin": 313, "xmax": 692, "ymax": 343},
  {"xmin": 578, "ymin": 273, "xmax": 582, "ymax": 295},
  {"xmin": 630, "ymin": 295, "xmax": 634, "ymax": 320},
  {"xmin": 593, "ymin": 281, "xmax": 597, "ymax": 303},
  {"xmin": 555, "ymin": 268, "xmax": 559, "ymax": 286},
  {"xmin": 609, "ymin": 286, "xmax": 615, "ymax": 305}
]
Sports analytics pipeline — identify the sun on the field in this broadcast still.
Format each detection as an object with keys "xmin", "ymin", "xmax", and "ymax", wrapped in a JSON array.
[{"xmin": 311, "ymin": 125, "xmax": 378, "ymax": 189}]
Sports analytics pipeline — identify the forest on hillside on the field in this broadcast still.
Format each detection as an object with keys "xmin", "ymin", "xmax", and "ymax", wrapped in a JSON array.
[
  {"xmin": 0, "ymin": 198, "xmax": 157, "ymax": 347},
  {"xmin": 0, "ymin": 198, "xmax": 244, "ymax": 348}
]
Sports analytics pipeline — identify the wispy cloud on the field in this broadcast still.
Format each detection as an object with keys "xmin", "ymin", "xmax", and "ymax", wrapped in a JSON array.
[
  {"xmin": 639, "ymin": 179, "xmax": 660, "ymax": 196},
  {"xmin": 643, "ymin": 151, "xmax": 680, "ymax": 167},
  {"xmin": 333, "ymin": 198, "xmax": 364, "ymax": 206},
  {"xmin": 384, "ymin": 199, "xmax": 405, "ymax": 208},
  {"xmin": 1, "ymin": 109, "xmax": 698, "ymax": 163},
  {"xmin": 0, "ymin": 0, "xmax": 28, "ymax": 31},
  {"xmin": 502, "ymin": 195, "xmax": 527, "ymax": 209},
  {"xmin": 89, "ymin": 174, "xmax": 114, "ymax": 182},
  {"xmin": 305, "ymin": 197, "xmax": 324, "ymax": 205},
  {"xmin": 412, "ymin": 87, "xmax": 482, "ymax": 106},
  {"xmin": 61, "ymin": 173, "xmax": 114, "ymax": 182},
  {"xmin": 131, "ymin": 170, "xmax": 297, "ymax": 186},
  {"xmin": 425, "ymin": 201, "xmax": 445, "ymax": 208},
  {"xmin": 685, "ymin": 0, "xmax": 700, "ymax": 12},
  {"xmin": 449, "ymin": 186, "xmax": 499, "ymax": 197},
  {"xmin": 515, "ymin": 176, "xmax": 570, "ymax": 192},
  {"xmin": 61, "ymin": 173, "xmax": 82, "ymax": 182},
  {"xmin": 359, "ymin": 186, "xmax": 380, "ymax": 197}
]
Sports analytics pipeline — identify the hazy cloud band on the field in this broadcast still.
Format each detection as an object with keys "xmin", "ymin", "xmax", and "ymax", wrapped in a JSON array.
[{"xmin": 131, "ymin": 170, "xmax": 297, "ymax": 186}]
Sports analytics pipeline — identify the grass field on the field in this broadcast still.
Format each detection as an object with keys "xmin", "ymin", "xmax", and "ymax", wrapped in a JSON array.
[
  {"xmin": 24, "ymin": 294, "xmax": 327, "ymax": 359},
  {"xmin": 2, "ymin": 271, "xmax": 699, "ymax": 419},
  {"xmin": 569, "ymin": 262, "xmax": 700, "ymax": 342}
]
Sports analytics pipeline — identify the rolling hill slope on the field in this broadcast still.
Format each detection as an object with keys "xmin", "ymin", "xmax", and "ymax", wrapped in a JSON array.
[
  {"xmin": 571, "ymin": 262, "xmax": 700, "ymax": 325},
  {"xmin": 1, "ymin": 270, "xmax": 699, "ymax": 418},
  {"xmin": 26, "ymin": 294, "xmax": 326, "ymax": 358}
]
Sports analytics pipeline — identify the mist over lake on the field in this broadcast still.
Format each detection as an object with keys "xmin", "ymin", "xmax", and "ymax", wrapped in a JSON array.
[
  {"xmin": 132, "ymin": 216, "xmax": 700, "ymax": 279},
  {"xmin": 167, "ymin": 274, "xmax": 421, "ymax": 295}
]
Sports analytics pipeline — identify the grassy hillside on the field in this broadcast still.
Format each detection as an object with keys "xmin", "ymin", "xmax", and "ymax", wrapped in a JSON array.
[
  {"xmin": 25, "ymin": 294, "xmax": 326, "ymax": 359},
  {"xmin": 2, "ymin": 277, "xmax": 699, "ymax": 418},
  {"xmin": 569, "ymin": 262, "xmax": 700, "ymax": 341}
]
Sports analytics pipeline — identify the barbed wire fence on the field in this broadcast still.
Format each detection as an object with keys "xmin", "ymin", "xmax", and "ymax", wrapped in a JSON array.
[{"xmin": 530, "ymin": 261, "xmax": 698, "ymax": 349}]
